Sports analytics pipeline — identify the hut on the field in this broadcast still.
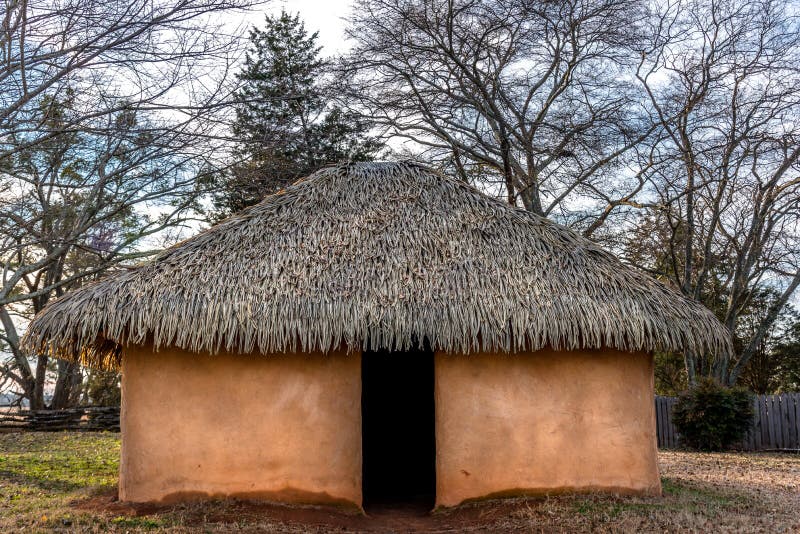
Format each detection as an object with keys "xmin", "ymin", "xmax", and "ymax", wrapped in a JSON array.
[{"xmin": 23, "ymin": 162, "xmax": 730, "ymax": 510}]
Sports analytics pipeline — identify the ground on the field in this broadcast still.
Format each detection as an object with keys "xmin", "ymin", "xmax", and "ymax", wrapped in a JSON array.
[{"xmin": 0, "ymin": 433, "xmax": 797, "ymax": 533}]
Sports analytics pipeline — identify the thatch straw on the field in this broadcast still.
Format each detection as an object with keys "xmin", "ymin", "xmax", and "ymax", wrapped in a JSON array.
[{"xmin": 22, "ymin": 162, "xmax": 731, "ymax": 370}]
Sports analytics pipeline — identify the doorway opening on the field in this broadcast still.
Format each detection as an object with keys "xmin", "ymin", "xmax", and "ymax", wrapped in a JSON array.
[{"xmin": 361, "ymin": 344, "xmax": 436, "ymax": 510}]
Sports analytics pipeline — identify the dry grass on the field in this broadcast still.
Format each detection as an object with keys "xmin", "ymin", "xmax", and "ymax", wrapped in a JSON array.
[
  {"xmin": 500, "ymin": 451, "xmax": 800, "ymax": 533},
  {"xmin": 23, "ymin": 162, "xmax": 730, "ymax": 369},
  {"xmin": 1, "ymin": 432, "xmax": 798, "ymax": 533}
]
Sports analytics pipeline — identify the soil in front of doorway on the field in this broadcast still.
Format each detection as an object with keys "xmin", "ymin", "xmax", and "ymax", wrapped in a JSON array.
[{"xmin": 74, "ymin": 488, "xmax": 534, "ymax": 532}]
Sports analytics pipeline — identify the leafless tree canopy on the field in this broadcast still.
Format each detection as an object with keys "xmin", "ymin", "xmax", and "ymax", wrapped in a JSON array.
[
  {"xmin": 0, "ymin": 0, "xmax": 258, "ymax": 407},
  {"xmin": 628, "ymin": 0, "xmax": 800, "ymax": 384},
  {"xmin": 342, "ymin": 0, "xmax": 656, "ymax": 231}
]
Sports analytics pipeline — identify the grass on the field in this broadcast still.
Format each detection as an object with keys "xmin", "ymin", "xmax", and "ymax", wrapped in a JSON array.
[
  {"xmin": 0, "ymin": 432, "xmax": 125, "ymax": 532},
  {"xmin": 511, "ymin": 451, "xmax": 799, "ymax": 532},
  {"xmin": 0, "ymin": 432, "xmax": 797, "ymax": 533}
]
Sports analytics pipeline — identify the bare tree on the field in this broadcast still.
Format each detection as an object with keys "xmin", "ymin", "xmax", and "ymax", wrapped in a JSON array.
[
  {"xmin": 629, "ymin": 0, "xmax": 800, "ymax": 385},
  {"xmin": 341, "ymin": 0, "xmax": 655, "ymax": 232},
  {"xmin": 1, "ymin": 0, "xmax": 257, "ymax": 153},
  {"xmin": 0, "ymin": 0, "xmax": 260, "ymax": 408}
]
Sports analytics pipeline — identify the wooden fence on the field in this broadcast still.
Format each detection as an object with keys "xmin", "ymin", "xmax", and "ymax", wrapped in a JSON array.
[
  {"xmin": 656, "ymin": 393, "xmax": 800, "ymax": 451},
  {"xmin": 0, "ymin": 406, "xmax": 119, "ymax": 432},
  {"xmin": 655, "ymin": 396, "xmax": 680, "ymax": 448}
]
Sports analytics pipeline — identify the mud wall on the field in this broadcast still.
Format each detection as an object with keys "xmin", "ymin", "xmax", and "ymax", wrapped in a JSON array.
[
  {"xmin": 120, "ymin": 346, "xmax": 362, "ymax": 507},
  {"xmin": 434, "ymin": 348, "xmax": 661, "ymax": 507}
]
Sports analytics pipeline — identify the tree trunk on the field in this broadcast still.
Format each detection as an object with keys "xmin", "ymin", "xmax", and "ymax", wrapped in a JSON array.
[
  {"xmin": 500, "ymin": 136, "xmax": 516, "ymax": 206},
  {"xmin": 684, "ymin": 350, "xmax": 697, "ymax": 386},
  {"xmin": 51, "ymin": 360, "xmax": 83, "ymax": 409},
  {"xmin": 30, "ymin": 354, "xmax": 48, "ymax": 410}
]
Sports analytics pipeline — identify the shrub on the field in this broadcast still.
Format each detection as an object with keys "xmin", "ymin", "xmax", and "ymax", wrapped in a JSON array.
[{"xmin": 673, "ymin": 378, "xmax": 754, "ymax": 451}]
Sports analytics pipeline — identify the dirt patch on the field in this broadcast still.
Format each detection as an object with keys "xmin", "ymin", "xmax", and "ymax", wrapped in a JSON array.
[
  {"xmin": 68, "ymin": 451, "xmax": 800, "ymax": 533},
  {"xmin": 72, "ymin": 489, "xmax": 163, "ymax": 517},
  {"xmin": 72, "ymin": 489, "xmax": 538, "ymax": 532}
]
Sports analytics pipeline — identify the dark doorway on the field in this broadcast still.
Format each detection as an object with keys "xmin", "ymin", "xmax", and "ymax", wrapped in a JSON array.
[{"xmin": 361, "ymin": 344, "xmax": 436, "ymax": 510}]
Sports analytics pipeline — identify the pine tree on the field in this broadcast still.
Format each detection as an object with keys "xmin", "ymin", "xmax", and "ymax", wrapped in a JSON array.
[{"xmin": 209, "ymin": 12, "xmax": 381, "ymax": 218}]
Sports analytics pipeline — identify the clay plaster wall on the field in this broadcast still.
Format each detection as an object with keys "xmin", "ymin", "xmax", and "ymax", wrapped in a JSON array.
[
  {"xmin": 120, "ymin": 346, "xmax": 362, "ymax": 507},
  {"xmin": 434, "ymin": 349, "xmax": 661, "ymax": 507}
]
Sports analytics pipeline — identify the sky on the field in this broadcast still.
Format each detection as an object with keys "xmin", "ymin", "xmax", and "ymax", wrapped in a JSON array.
[{"xmin": 265, "ymin": 0, "xmax": 353, "ymax": 54}]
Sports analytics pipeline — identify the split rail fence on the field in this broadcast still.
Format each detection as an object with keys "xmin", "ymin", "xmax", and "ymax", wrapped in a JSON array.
[
  {"xmin": 0, "ymin": 406, "xmax": 119, "ymax": 432},
  {"xmin": 656, "ymin": 393, "xmax": 800, "ymax": 451}
]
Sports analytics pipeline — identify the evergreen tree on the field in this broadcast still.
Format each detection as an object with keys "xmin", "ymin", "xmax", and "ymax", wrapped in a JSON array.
[{"xmin": 209, "ymin": 12, "xmax": 382, "ymax": 218}]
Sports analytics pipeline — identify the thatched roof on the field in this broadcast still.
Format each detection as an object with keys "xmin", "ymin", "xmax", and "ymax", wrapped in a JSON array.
[{"xmin": 23, "ymin": 162, "xmax": 731, "ymax": 369}]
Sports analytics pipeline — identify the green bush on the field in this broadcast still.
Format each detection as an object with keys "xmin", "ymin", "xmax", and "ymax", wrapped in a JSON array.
[{"xmin": 673, "ymin": 378, "xmax": 754, "ymax": 451}]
